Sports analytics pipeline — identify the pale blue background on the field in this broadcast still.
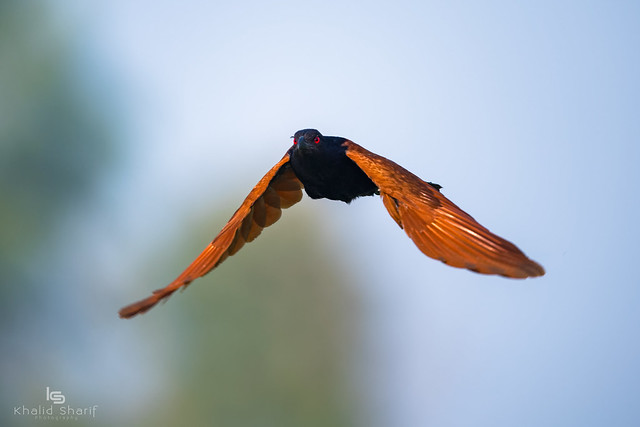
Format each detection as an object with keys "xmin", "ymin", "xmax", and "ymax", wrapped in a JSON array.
[{"xmin": 3, "ymin": 1, "xmax": 639, "ymax": 426}]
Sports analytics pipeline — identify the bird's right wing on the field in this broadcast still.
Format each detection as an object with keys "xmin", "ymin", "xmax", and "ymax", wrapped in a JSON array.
[
  {"xmin": 343, "ymin": 140, "xmax": 544, "ymax": 278},
  {"xmin": 119, "ymin": 151, "xmax": 304, "ymax": 318}
]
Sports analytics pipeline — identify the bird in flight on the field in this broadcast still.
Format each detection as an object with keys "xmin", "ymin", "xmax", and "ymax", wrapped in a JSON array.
[{"xmin": 120, "ymin": 129, "xmax": 544, "ymax": 318}]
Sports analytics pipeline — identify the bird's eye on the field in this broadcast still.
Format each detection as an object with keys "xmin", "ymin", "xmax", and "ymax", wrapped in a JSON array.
[
  {"xmin": 293, "ymin": 138, "xmax": 297, "ymax": 145},
  {"xmin": 314, "ymin": 136, "xmax": 320, "ymax": 144}
]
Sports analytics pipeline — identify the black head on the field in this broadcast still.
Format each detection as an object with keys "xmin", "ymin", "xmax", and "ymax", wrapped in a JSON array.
[{"xmin": 292, "ymin": 129, "xmax": 324, "ymax": 149}]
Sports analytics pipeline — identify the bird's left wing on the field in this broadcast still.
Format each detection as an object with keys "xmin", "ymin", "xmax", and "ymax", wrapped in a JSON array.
[
  {"xmin": 343, "ymin": 140, "xmax": 544, "ymax": 278},
  {"xmin": 119, "ymin": 152, "xmax": 303, "ymax": 318}
]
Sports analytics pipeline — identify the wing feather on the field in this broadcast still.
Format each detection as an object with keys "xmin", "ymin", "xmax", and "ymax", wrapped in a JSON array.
[
  {"xmin": 119, "ymin": 152, "xmax": 304, "ymax": 318},
  {"xmin": 343, "ymin": 141, "xmax": 544, "ymax": 278}
]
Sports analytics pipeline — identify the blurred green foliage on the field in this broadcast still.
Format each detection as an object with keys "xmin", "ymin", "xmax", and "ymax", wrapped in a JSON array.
[
  {"xmin": 0, "ymin": 1, "xmax": 115, "ymax": 307},
  {"xmin": 0, "ymin": 2, "xmax": 363, "ymax": 426},
  {"xmin": 133, "ymin": 210, "xmax": 360, "ymax": 427}
]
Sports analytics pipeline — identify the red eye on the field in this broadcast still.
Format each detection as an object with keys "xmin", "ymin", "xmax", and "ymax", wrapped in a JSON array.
[
  {"xmin": 314, "ymin": 137, "xmax": 320, "ymax": 144},
  {"xmin": 293, "ymin": 138, "xmax": 297, "ymax": 145}
]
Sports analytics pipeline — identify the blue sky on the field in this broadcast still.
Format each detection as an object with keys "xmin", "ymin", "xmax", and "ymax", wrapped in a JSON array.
[{"xmin": 12, "ymin": 1, "xmax": 640, "ymax": 426}]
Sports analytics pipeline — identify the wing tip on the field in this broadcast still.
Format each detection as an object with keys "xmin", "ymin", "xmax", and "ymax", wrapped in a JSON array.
[
  {"xmin": 524, "ymin": 259, "xmax": 546, "ymax": 278},
  {"xmin": 118, "ymin": 286, "xmax": 179, "ymax": 319},
  {"xmin": 118, "ymin": 296, "xmax": 158, "ymax": 319},
  {"xmin": 497, "ymin": 258, "xmax": 545, "ymax": 279}
]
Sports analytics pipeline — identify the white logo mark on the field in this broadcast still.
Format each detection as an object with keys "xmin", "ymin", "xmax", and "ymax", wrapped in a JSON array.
[{"xmin": 46, "ymin": 387, "xmax": 65, "ymax": 404}]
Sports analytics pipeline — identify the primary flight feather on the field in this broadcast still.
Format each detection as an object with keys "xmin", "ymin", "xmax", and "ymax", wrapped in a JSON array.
[{"xmin": 119, "ymin": 129, "xmax": 544, "ymax": 318}]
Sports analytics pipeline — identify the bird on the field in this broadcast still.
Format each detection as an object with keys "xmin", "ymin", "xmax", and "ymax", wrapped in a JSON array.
[{"xmin": 119, "ymin": 129, "xmax": 544, "ymax": 318}]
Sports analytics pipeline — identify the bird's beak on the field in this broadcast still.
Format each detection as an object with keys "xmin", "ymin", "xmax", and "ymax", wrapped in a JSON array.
[{"xmin": 297, "ymin": 136, "xmax": 315, "ymax": 148}]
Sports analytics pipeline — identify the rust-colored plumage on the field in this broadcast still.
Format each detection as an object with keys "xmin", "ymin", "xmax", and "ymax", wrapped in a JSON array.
[
  {"xmin": 118, "ymin": 154, "xmax": 303, "ymax": 318},
  {"xmin": 119, "ymin": 129, "xmax": 543, "ymax": 318},
  {"xmin": 344, "ymin": 141, "xmax": 544, "ymax": 278}
]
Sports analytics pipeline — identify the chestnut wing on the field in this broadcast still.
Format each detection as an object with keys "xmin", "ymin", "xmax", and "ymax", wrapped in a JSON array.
[
  {"xmin": 119, "ymin": 152, "xmax": 304, "ymax": 318},
  {"xmin": 344, "ymin": 141, "xmax": 544, "ymax": 278}
]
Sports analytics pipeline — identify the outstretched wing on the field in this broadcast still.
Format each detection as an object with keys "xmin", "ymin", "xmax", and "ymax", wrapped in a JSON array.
[
  {"xmin": 343, "ymin": 141, "xmax": 544, "ymax": 278},
  {"xmin": 119, "ymin": 152, "xmax": 304, "ymax": 318}
]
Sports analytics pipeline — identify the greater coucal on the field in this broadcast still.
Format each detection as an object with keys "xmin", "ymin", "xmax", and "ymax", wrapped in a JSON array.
[{"xmin": 120, "ymin": 129, "xmax": 544, "ymax": 318}]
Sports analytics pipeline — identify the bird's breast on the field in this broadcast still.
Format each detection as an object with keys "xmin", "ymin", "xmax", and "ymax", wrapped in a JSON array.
[{"xmin": 290, "ymin": 143, "xmax": 377, "ymax": 203}]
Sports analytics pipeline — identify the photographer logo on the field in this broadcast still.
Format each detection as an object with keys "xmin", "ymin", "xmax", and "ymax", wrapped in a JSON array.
[{"xmin": 13, "ymin": 386, "xmax": 98, "ymax": 421}]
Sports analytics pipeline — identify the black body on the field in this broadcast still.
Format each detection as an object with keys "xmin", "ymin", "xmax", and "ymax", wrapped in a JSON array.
[{"xmin": 289, "ymin": 129, "xmax": 377, "ymax": 203}]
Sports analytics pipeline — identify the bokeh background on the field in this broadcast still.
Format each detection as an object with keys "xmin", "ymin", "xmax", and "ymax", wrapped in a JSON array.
[{"xmin": 2, "ymin": 1, "xmax": 639, "ymax": 426}]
